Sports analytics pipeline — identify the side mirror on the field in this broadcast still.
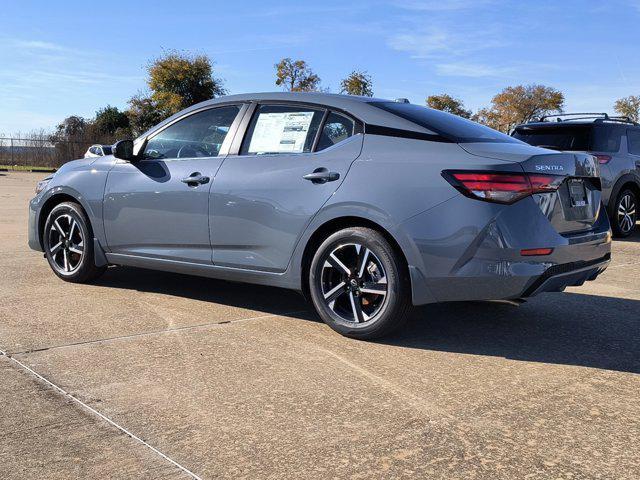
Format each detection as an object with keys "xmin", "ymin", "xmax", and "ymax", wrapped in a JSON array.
[{"xmin": 113, "ymin": 139, "xmax": 136, "ymax": 161}]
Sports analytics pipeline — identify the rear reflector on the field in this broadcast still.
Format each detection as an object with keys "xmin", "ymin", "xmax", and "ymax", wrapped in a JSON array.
[
  {"xmin": 521, "ymin": 248, "xmax": 554, "ymax": 256},
  {"xmin": 442, "ymin": 170, "xmax": 564, "ymax": 204},
  {"xmin": 595, "ymin": 154, "xmax": 611, "ymax": 164}
]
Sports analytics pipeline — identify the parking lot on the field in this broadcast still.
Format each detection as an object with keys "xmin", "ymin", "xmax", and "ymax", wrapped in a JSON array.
[{"xmin": 0, "ymin": 171, "xmax": 638, "ymax": 479}]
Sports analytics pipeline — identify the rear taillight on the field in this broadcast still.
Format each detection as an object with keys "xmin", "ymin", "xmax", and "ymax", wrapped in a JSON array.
[
  {"xmin": 442, "ymin": 170, "xmax": 564, "ymax": 204},
  {"xmin": 594, "ymin": 154, "xmax": 611, "ymax": 164}
]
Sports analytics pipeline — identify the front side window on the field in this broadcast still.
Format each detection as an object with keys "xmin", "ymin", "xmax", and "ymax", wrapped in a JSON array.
[
  {"xmin": 143, "ymin": 105, "xmax": 240, "ymax": 160},
  {"xmin": 241, "ymin": 105, "xmax": 324, "ymax": 155},
  {"xmin": 316, "ymin": 112, "xmax": 355, "ymax": 151},
  {"xmin": 628, "ymin": 129, "xmax": 640, "ymax": 155}
]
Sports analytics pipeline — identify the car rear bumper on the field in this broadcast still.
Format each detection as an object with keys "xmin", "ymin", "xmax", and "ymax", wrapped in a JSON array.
[
  {"xmin": 520, "ymin": 253, "xmax": 610, "ymax": 297},
  {"xmin": 401, "ymin": 194, "xmax": 612, "ymax": 305}
]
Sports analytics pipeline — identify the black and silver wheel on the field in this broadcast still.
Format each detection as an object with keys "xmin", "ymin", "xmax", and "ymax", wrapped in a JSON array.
[
  {"xmin": 611, "ymin": 188, "xmax": 637, "ymax": 238},
  {"xmin": 309, "ymin": 227, "xmax": 410, "ymax": 339},
  {"xmin": 43, "ymin": 202, "xmax": 106, "ymax": 283}
]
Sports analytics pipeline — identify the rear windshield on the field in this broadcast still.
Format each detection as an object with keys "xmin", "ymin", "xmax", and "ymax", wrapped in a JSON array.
[
  {"xmin": 512, "ymin": 125, "xmax": 591, "ymax": 151},
  {"xmin": 369, "ymin": 102, "xmax": 519, "ymax": 144},
  {"xmin": 512, "ymin": 124, "xmax": 621, "ymax": 152}
]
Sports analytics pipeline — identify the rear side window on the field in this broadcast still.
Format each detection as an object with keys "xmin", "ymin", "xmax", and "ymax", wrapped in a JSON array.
[
  {"xmin": 242, "ymin": 105, "xmax": 324, "ymax": 155},
  {"xmin": 143, "ymin": 105, "xmax": 240, "ymax": 160},
  {"xmin": 316, "ymin": 112, "xmax": 355, "ymax": 151},
  {"xmin": 592, "ymin": 125, "xmax": 622, "ymax": 152},
  {"xmin": 369, "ymin": 101, "xmax": 518, "ymax": 143},
  {"xmin": 629, "ymin": 129, "xmax": 640, "ymax": 155},
  {"xmin": 512, "ymin": 126, "xmax": 592, "ymax": 150}
]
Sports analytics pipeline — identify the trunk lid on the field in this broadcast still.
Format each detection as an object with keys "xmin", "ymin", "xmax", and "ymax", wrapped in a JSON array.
[{"xmin": 462, "ymin": 142, "xmax": 603, "ymax": 235}]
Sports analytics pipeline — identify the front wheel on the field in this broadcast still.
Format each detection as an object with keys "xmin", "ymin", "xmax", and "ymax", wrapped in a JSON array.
[
  {"xmin": 611, "ymin": 188, "xmax": 637, "ymax": 238},
  {"xmin": 43, "ymin": 202, "xmax": 106, "ymax": 283},
  {"xmin": 309, "ymin": 227, "xmax": 410, "ymax": 339}
]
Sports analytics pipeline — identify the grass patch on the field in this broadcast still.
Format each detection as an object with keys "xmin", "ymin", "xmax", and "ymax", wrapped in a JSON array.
[{"xmin": 0, "ymin": 165, "xmax": 57, "ymax": 172}]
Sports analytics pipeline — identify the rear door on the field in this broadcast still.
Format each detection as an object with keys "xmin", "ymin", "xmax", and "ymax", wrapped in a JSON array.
[{"xmin": 211, "ymin": 103, "xmax": 363, "ymax": 271}]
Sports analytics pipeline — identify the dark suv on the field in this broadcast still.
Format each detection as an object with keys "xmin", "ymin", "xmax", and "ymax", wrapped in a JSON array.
[{"xmin": 513, "ymin": 113, "xmax": 640, "ymax": 237}]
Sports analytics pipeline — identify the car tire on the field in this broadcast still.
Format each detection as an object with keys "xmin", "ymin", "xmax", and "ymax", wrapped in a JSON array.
[
  {"xmin": 43, "ymin": 202, "xmax": 107, "ymax": 283},
  {"xmin": 309, "ymin": 227, "xmax": 410, "ymax": 339},
  {"xmin": 610, "ymin": 188, "xmax": 637, "ymax": 238}
]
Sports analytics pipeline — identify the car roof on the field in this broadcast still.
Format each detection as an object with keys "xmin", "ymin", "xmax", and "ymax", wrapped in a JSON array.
[
  {"xmin": 515, "ymin": 121, "xmax": 597, "ymax": 128},
  {"xmin": 138, "ymin": 92, "xmax": 435, "ymax": 141}
]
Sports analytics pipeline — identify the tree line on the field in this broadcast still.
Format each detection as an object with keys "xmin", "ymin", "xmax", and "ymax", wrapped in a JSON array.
[{"xmin": 49, "ymin": 51, "xmax": 640, "ymax": 148}]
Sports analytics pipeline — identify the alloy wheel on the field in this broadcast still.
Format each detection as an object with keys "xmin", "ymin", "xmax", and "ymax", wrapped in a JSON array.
[
  {"xmin": 320, "ymin": 243, "xmax": 388, "ymax": 324},
  {"xmin": 47, "ymin": 214, "xmax": 85, "ymax": 274},
  {"xmin": 617, "ymin": 193, "xmax": 637, "ymax": 234}
]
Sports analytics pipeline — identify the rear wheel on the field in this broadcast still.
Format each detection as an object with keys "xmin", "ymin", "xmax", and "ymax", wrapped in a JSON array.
[
  {"xmin": 309, "ymin": 227, "xmax": 410, "ymax": 339},
  {"xmin": 43, "ymin": 202, "xmax": 106, "ymax": 283},
  {"xmin": 611, "ymin": 188, "xmax": 637, "ymax": 238}
]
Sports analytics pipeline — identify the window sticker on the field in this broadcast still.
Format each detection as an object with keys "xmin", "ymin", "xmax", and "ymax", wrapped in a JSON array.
[{"xmin": 248, "ymin": 111, "xmax": 315, "ymax": 154}]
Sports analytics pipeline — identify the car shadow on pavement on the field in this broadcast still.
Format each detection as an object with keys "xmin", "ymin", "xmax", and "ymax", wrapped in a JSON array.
[
  {"xmin": 385, "ymin": 294, "xmax": 640, "ymax": 374},
  {"xmin": 616, "ymin": 226, "xmax": 640, "ymax": 242},
  {"xmin": 95, "ymin": 266, "xmax": 639, "ymax": 374},
  {"xmin": 94, "ymin": 265, "xmax": 313, "ymax": 318}
]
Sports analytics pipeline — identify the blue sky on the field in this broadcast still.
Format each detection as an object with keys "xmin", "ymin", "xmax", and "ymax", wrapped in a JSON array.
[{"xmin": 1, "ymin": 0, "xmax": 639, "ymax": 134}]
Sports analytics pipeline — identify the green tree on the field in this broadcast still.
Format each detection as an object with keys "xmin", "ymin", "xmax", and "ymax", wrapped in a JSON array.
[
  {"xmin": 614, "ymin": 95, "xmax": 640, "ymax": 123},
  {"xmin": 340, "ymin": 70, "xmax": 373, "ymax": 97},
  {"xmin": 53, "ymin": 115, "xmax": 87, "ymax": 140},
  {"xmin": 426, "ymin": 93, "xmax": 471, "ymax": 118},
  {"xmin": 94, "ymin": 105, "xmax": 131, "ymax": 137},
  {"xmin": 275, "ymin": 58, "xmax": 321, "ymax": 92},
  {"xmin": 147, "ymin": 51, "xmax": 226, "ymax": 117},
  {"xmin": 474, "ymin": 84, "xmax": 564, "ymax": 132},
  {"xmin": 127, "ymin": 94, "xmax": 164, "ymax": 137}
]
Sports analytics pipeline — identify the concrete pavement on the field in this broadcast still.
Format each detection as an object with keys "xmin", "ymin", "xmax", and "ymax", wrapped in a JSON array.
[{"xmin": 1, "ymin": 172, "xmax": 638, "ymax": 479}]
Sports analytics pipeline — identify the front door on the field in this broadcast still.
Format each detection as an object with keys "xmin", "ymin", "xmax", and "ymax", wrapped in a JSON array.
[
  {"xmin": 211, "ymin": 104, "xmax": 363, "ymax": 271},
  {"xmin": 103, "ymin": 104, "xmax": 243, "ymax": 264}
]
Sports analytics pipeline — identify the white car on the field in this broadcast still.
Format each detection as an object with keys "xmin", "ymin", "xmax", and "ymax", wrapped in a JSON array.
[{"xmin": 83, "ymin": 144, "xmax": 112, "ymax": 158}]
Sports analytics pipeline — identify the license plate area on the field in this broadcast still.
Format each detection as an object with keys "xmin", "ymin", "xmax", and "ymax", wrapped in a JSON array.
[{"xmin": 568, "ymin": 179, "xmax": 587, "ymax": 207}]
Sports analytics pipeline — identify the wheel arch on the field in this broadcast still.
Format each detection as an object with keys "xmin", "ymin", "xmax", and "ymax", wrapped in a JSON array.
[
  {"xmin": 610, "ymin": 175, "xmax": 640, "ymax": 205},
  {"xmin": 608, "ymin": 174, "xmax": 640, "ymax": 216},
  {"xmin": 38, "ymin": 193, "xmax": 83, "ymax": 249},
  {"xmin": 37, "ymin": 191, "xmax": 108, "ymax": 267},
  {"xmin": 299, "ymin": 216, "xmax": 411, "ymax": 302}
]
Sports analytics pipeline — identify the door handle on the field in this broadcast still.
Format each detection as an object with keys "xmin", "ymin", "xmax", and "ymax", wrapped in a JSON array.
[
  {"xmin": 181, "ymin": 172, "xmax": 210, "ymax": 186},
  {"xmin": 303, "ymin": 168, "xmax": 340, "ymax": 184}
]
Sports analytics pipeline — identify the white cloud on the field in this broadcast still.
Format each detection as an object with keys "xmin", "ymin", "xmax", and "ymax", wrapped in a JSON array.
[
  {"xmin": 388, "ymin": 25, "xmax": 506, "ymax": 59},
  {"xmin": 9, "ymin": 39, "xmax": 70, "ymax": 52},
  {"xmin": 435, "ymin": 62, "xmax": 515, "ymax": 77},
  {"xmin": 391, "ymin": 0, "xmax": 494, "ymax": 11},
  {"xmin": 388, "ymin": 29, "xmax": 450, "ymax": 58}
]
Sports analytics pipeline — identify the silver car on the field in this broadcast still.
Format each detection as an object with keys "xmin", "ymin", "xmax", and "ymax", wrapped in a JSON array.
[
  {"xmin": 28, "ymin": 93, "xmax": 612, "ymax": 339},
  {"xmin": 512, "ymin": 113, "xmax": 640, "ymax": 237},
  {"xmin": 84, "ymin": 144, "xmax": 113, "ymax": 158}
]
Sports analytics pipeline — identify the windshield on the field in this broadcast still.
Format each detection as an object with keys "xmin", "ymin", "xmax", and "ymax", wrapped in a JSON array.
[
  {"xmin": 369, "ymin": 102, "xmax": 519, "ymax": 144},
  {"xmin": 512, "ymin": 125, "xmax": 592, "ymax": 151}
]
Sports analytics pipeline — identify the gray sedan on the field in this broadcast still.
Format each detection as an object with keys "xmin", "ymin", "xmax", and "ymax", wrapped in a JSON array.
[{"xmin": 28, "ymin": 93, "xmax": 612, "ymax": 339}]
